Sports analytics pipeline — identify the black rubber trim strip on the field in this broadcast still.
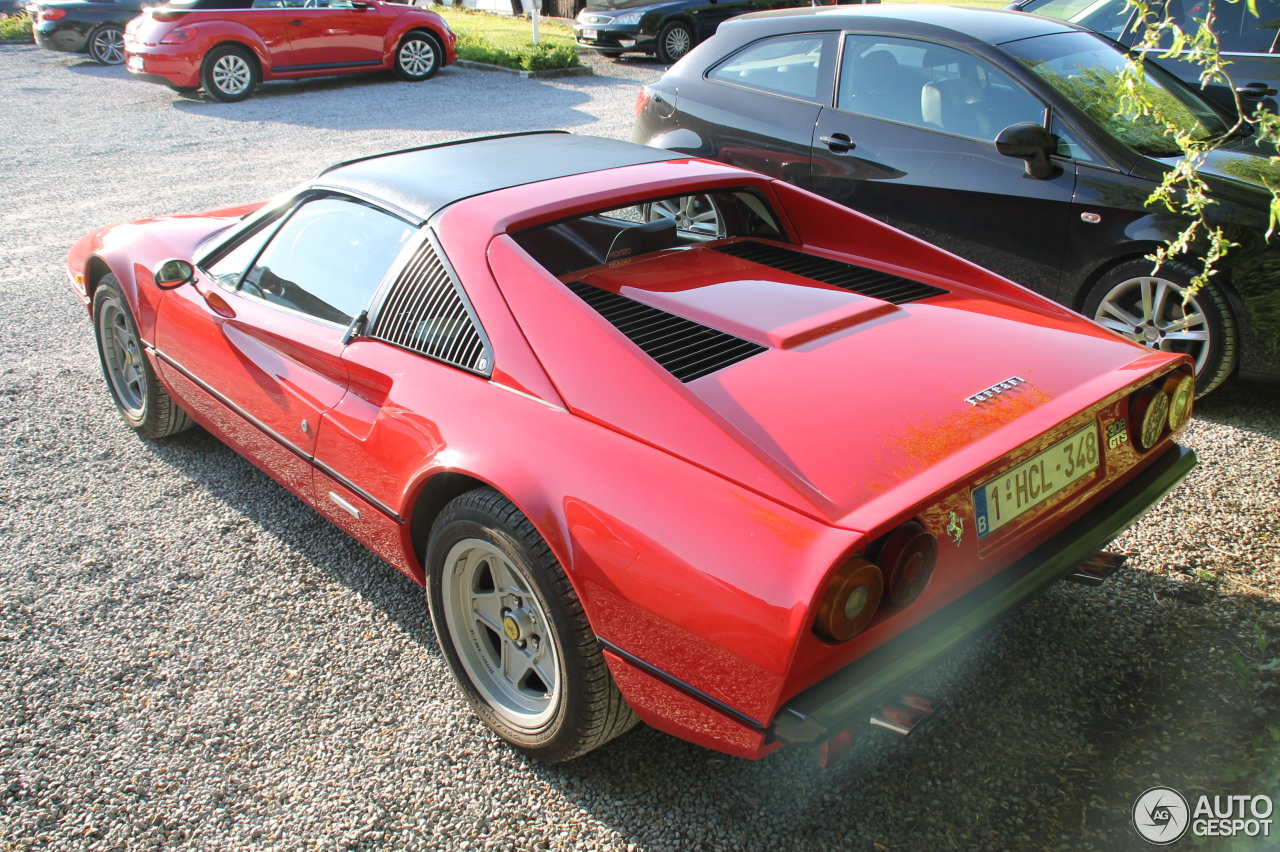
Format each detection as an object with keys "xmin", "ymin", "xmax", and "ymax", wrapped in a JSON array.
[
  {"xmin": 771, "ymin": 444, "xmax": 1197, "ymax": 746},
  {"xmin": 272, "ymin": 60, "xmax": 382, "ymax": 72},
  {"xmin": 153, "ymin": 345, "xmax": 405, "ymax": 525},
  {"xmin": 596, "ymin": 638, "xmax": 766, "ymax": 731}
]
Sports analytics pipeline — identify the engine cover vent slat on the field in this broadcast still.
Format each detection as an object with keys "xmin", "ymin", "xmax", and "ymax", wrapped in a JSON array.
[
  {"xmin": 712, "ymin": 241, "xmax": 947, "ymax": 304},
  {"xmin": 566, "ymin": 281, "xmax": 765, "ymax": 382}
]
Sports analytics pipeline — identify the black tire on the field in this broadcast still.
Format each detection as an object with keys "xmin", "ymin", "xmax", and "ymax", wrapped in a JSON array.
[
  {"xmin": 87, "ymin": 24, "xmax": 124, "ymax": 65},
  {"xmin": 200, "ymin": 45, "xmax": 258, "ymax": 102},
  {"xmin": 92, "ymin": 275, "xmax": 193, "ymax": 439},
  {"xmin": 655, "ymin": 21, "xmax": 693, "ymax": 64},
  {"xmin": 1083, "ymin": 258, "xmax": 1238, "ymax": 397},
  {"xmin": 425, "ymin": 488, "xmax": 638, "ymax": 762},
  {"xmin": 393, "ymin": 31, "xmax": 442, "ymax": 82}
]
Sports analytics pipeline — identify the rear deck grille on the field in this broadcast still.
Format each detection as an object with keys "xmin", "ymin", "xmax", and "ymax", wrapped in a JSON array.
[
  {"xmin": 713, "ymin": 241, "xmax": 947, "ymax": 304},
  {"xmin": 566, "ymin": 281, "xmax": 765, "ymax": 382}
]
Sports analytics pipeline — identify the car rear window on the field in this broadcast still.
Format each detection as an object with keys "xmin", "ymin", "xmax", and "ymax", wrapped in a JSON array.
[{"xmin": 511, "ymin": 189, "xmax": 787, "ymax": 278}]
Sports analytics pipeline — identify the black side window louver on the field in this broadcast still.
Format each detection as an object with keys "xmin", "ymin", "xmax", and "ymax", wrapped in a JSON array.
[
  {"xmin": 713, "ymin": 241, "xmax": 947, "ymax": 304},
  {"xmin": 566, "ymin": 281, "xmax": 765, "ymax": 383},
  {"xmin": 369, "ymin": 234, "xmax": 492, "ymax": 375}
]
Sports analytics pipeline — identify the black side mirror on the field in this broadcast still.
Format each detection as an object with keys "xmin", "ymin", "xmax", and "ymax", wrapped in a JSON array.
[
  {"xmin": 995, "ymin": 122, "xmax": 1061, "ymax": 180},
  {"xmin": 154, "ymin": 258, "xmax": 195, "ymax": 290}
]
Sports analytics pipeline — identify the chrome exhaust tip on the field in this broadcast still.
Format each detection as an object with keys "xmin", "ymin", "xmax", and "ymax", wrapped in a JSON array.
[
  {"xmin": 869, "ymin": 691, "xmax": 939, "ymax": 736},
  {"xmin": 1066, "ymin": 550, "xmax": 1127, "ymax": 586}
]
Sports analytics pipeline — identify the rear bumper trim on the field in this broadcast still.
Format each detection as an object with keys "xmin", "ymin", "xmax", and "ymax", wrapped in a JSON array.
[{"xmin": 771, "ymin": 443, "xmax": 1197, "ymax": 746}]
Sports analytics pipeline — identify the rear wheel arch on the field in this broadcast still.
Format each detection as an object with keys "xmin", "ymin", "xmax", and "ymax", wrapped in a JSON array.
[
  {"xmin": 407, "ymin": 470, "xmax": 584, "ymax": 605},
  {"xmin": 409, "ymin": 470, "xmax": 491, "ymax": 572}
]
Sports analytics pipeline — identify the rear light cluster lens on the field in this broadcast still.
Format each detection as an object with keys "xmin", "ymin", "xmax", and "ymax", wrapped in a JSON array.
[
  {"xmin": 1165, "ymin": 373, "xmax": 1194, "ymax": 432},
  {"xmin": 1129, "ymin": 372, "xmax": 1194, "ymax": 451},
  {"xmin": 814, "ymin": 521, "xmax": 938, "ymax": 643},
  {"xmin": 40, "ymin": 7, "xmax": 65, "ymax": 19},
  {"xmin": 160, "ymin": 27, "xmax": 196, "ymax": 44},
  {"xmin": 815, "ymin": 558, "xmax": 882, "ymax": 642},
  {"xmin": 634, "ymin": 86, "xmax": 652, "ymax": 117},
  {"xmin": 879, "ymin": 521, "xmax": 937, "ymax": 606}
]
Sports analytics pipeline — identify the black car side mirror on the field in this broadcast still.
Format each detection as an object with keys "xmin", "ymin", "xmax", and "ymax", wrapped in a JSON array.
[
  {"xmin": 154, "ymin": 258, "xmax": 195, "ymax": 290},
  {"xmin": 995, "ymin": 122, "xmax": 1061, "ymax": 180}
]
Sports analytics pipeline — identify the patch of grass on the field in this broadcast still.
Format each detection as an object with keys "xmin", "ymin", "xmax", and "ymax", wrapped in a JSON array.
[
  {"xmin": 0, "ymin": 14, "xmax": 32, "ymax": 42},
  {"xmin": 437, "ymin": 7, "xmax": 581, "ymax": 71}
]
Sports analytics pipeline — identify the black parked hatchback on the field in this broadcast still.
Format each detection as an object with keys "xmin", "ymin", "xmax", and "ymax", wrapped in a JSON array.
[
  {"xmin": 632, "ymin": 5, "xmax": 1280, "ymax": 394},
  {"xmin": 31, "ymin": 0, "xmax": 150, "ymax": 65}
]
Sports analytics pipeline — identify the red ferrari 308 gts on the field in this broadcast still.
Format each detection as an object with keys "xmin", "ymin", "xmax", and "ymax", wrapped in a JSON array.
[
  {"xmin": 67, "ymin": 133, "xmax": 1196, "ymax": 763},
  {"xmin": 123, "ymin": 0, "xmax": 455, "ymax": 101}
]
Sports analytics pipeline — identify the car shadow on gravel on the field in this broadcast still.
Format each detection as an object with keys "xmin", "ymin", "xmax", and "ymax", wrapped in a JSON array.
[
  {"xmin": 137, "ymin": 427, "xmax": 437, "ymax": 648},
  {"xmin": 532, "ymin": 572, "xmax": 1278, "ymax": 851},
  {"xmin": 162, "ymin": 68, "xmax": 630, "ymax": 132},
  {"xmin": 63, "ymin": 62, "xmax": 131, "ymax": 79}
]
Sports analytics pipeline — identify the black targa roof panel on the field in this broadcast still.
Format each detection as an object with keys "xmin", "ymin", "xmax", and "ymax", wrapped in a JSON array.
[{"xmin": 312, "ymin": 133, "xmax": 683, "ymax": 224}]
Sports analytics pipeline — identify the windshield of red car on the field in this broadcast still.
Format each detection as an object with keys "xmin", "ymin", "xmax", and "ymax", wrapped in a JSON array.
[{"xmin": 1003, "ymin": 32, "xmax": 1229, "ymax": 156}]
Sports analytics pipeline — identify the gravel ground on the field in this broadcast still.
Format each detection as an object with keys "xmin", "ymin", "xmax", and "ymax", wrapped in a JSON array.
[{"xmin": 1, "ymin": 42, "xmax": 1278, "ymax": 852}]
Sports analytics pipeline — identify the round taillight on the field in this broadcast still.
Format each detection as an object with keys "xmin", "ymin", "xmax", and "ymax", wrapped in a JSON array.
[
  {"xmin": 1130, "ymin": 384, "xmax": 1171, "ymax": 451},
  {"xmin": 1165, "ymin": 373, "xmax": 1194, "ymax": 433},
  {"xmin": 815, "ymin": 558, "xmax": 883, "ymax": 642},
  {"xmin": 879, "ymin": 521, "xmax": 937, "ymax": 607}
]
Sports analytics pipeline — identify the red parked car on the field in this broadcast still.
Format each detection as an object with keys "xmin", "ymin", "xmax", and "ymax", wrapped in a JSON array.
[
  {"xmin": 67, "ymin": 133, "xmax": 1195, "ymax": 763},
  {"xmin": 123, "ymin": 0, "xmax": 455, "ymax": 101}
]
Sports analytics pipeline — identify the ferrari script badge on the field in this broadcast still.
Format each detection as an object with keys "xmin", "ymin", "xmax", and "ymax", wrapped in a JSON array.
[
  {"xmin": 946, "ymin": 511, "xmax": 964, "ymax": 546},
  {"xmin": 965, "ymin": 376, "xmax": 1028, "ymax": 407}
]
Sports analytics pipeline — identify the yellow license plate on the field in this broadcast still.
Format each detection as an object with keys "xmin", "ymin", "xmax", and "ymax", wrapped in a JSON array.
[{"xmin": 973, "ymin": 425, "xmax": 1100, "ymax": 537}]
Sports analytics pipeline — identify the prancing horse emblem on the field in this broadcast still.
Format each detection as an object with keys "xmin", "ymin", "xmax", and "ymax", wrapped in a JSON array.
[{"xmin": 946, "ymin": 511, "xmax": 964, "ymax": 546}]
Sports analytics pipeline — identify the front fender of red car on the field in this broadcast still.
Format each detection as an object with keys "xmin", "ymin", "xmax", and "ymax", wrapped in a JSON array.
[{"xmin": 65, "ymin": 204, "xmax": 259, "ymax": 340}]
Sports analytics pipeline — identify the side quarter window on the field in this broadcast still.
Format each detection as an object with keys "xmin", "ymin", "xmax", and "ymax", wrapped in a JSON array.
[
  {"xmin": 838, "ymin": 37, "xmax": 1046, "ymax": 141},
  {"xmin": 707, "ymin": 33, "xmax": 836, "ymax": 102},
  {"xmin": 240, "ymin": 196, "xmax": 415, "ymax": 325}
]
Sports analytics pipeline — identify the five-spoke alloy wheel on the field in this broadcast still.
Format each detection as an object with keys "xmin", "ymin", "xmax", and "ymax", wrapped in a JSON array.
[
  {"xmin": 426, "ymin": 489, "xmax": 637, "ymax": 762},
  {"xmin": 92, "ymin": 274, "xmax": 192, "ymax": 438}
]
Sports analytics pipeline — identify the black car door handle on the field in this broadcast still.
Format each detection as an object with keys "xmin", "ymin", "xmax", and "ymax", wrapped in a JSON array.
[
  {"xmin": 819, "ymin": 133, "xmax": 855, "ymax": 153},
  {"xmin": 1237, "ymin": 82, "xmax": 1278, "ymax": 98},
  {"xmin": 289, "ymin": 18, "xmax": 304, "ymax": 25}
]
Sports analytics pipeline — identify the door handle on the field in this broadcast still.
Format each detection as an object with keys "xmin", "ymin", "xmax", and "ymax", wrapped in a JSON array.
[
  {"xmin": 1236, "ymin": 82, "xmax": 1278, "ymax": 98},
  {"xmin": 202, "ymin": 289, "xmax": 236, "ymax": 318},
  {"xmin": 288, "ymin": 18, "xmax": 304, "ymax": 24},
  {"xmin": 819, "ymin": 133, "xmax": 855, "ymax": 154}
]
